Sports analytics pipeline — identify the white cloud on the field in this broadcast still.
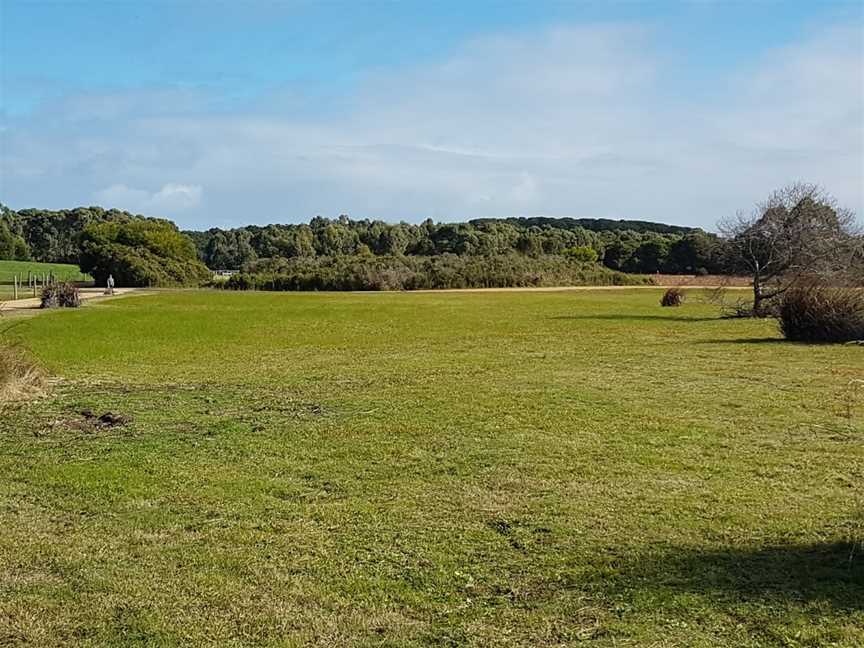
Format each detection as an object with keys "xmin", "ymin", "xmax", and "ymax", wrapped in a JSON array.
[
  {"xmin": 93, "ymin": 183, "xmax": 203, "ymax": 214},
  {"xmin": 150, "ymin": 183, "xmax": 203, "ymax": 210},
  {"xmin": 1, "ymin": 22, "xmax": 861, "ymax": 229}
]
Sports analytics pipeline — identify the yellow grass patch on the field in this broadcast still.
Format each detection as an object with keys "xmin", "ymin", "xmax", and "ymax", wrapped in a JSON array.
[{"xmin": 0, "ymin": 344, "xmax": 46, "ymax": 403}]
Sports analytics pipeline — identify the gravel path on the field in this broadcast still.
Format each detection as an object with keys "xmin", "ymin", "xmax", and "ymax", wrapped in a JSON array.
[{"xmin": 0, "ymin": 287, "xmax": 142, "ymax": 317}]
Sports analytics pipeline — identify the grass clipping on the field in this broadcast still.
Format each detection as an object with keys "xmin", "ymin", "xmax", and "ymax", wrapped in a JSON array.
[{"xmin": 0, "ymin": 344, "xmax": 47, "ymax": 403}]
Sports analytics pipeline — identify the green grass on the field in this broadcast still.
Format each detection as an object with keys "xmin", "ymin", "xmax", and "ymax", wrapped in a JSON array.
[
  {"xmin": 1, "ymin": 289, "xmax": 861, "ymax": 647},
  {"xmin": 0, "ymin": 260, "xmax": 92, "ymax": 300},
  {"xmin": 0, "ymin": 259, "xmax": 91, "ymax": 283}
]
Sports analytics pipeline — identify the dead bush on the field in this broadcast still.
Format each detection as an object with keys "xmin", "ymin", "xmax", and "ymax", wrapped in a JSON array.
[
  {"xmin": 40, "ymin": 282, "xmax": 81, "ymax": 309},
  {"xmin": 660, "ymin": 287, "xmax": 685, "ymax": 307},
  {"xmin": 778, "ymin": 284, "xmax": 864, "ymax": 343}
]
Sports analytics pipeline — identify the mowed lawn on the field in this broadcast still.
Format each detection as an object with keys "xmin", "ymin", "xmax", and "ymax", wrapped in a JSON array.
[
  {"xmin": 0, "ymin": 260, "xmax": 91, "ymax": 284},
  {"xmin": 0, "ymin": 260, "xmax": 92, "ymax": 301},
  {"xmin": 1, "ymin": 289, "xmax": 861, "ymax": 647}
]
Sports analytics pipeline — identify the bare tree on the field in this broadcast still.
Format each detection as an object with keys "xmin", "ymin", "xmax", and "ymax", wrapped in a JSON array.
[{"xmin": 720, "ymin": 183, "xmax": 861, "ymax": 316}]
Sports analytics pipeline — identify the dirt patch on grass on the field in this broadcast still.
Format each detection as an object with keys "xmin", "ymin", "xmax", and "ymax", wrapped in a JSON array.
[
  {"xmin": 50, "ymin": 410, "xmax": 133, "ymax": 434},
  {"xmin": 81, "ymin": 410, "xmax": 133, "ymax": 428},
  {"xmin": 32, "ymin": 380, "xmax": 327, "ymax": 440}
]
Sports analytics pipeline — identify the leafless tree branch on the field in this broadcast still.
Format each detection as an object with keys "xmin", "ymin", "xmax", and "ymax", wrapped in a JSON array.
[{"xmin": 719, "ymin": 182, "xmax": 861, "ymax": 316}]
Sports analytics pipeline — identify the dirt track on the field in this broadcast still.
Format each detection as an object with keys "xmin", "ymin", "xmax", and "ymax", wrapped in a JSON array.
[
  {"xmin": 0, "ymin": 287, "xmax": 142, "ymax": 317},
  {"xmin": 0, "ymin": 282, "xmax": 753, "ymax": 313},
  {"xmin": 409, "ymin": 284, "xmax": 750, "ymax": 294},
  {"xmin": 409, "ymin": 274, "xmax": 752, "ymax": 293}
]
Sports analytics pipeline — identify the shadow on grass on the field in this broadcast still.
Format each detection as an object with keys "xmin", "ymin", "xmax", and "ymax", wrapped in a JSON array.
[
  {"xmin": 694, "ymin": 337, "xmax": 786, "ymax": 345},
  {"xmin": 697, "ymin": 337, "xmax": 864, "ymax": 346},
  {"xmin": 550, "ymin": 314, "xmax": 721, "ymax": 323},
  {"xmin": 609, "ymin": 541, "xmax": 863, "ymax": 610}
]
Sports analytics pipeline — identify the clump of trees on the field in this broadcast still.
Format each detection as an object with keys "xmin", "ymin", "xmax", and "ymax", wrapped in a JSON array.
[
  {"xmin": 0, "ymin": 204, "xmax": 210, "ymax": 287},
  {"xmin": 221, "ymin": 254, "xmax": 650, "ymax": 292},
  {"xmin": 0, "ymin": 204, "xmax": 138, "ymax": 263},
  {"xmin": 79, "ymin": 220, "xmax": 211, "ymax": 287}
]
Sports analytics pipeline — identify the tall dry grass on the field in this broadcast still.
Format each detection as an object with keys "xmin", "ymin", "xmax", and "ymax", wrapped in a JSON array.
[{"xmin": 0, "ymin": 344, "xmax": 46, "ymax": 403}]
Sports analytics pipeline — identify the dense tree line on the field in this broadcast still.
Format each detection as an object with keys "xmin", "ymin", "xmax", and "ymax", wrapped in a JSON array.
[
  {"xmin": 187, "ymin": 216, "xmax": 728, "ymax": 275},
  {"xmin": 0, "ymin": 203, "xmax": 732, "ymax": 282},
  {"xmin": 470, "ymin": 216, "xmax": 694, "ymax": 235},
  {"xmin": 222, "ymin": 254, "xmax": 651, "ymax": 292}
]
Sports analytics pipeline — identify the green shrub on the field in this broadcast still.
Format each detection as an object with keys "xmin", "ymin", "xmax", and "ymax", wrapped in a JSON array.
[
  {"xmin": 778, "ymin": 284, "xmax": 864, "ymax": 343},
  {"xmin": 564, "ymin": 246, "xmax": 599, "ymax": 264}
]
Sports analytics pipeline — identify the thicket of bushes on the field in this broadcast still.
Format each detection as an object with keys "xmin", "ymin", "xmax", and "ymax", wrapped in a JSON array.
[
  {"xmin": 79, "ymin": 220, "xmax": 211, "ymax": 287},
  {"xmin": 220, "ymin": 254, "xmax": 651, "ymax": 292}
]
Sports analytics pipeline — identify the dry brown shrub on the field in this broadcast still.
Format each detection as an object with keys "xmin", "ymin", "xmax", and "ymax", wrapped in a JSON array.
[
  {"xmin": 660, "ymin": 287, "xmax": 685, "ymax": 307},
  {"xmin": 0, "ymin": 344, "xmax": 47, "ymax": 404},
  {"xmin": 779, "ymin": 284, "xmax": 864, "ymax": 343}
]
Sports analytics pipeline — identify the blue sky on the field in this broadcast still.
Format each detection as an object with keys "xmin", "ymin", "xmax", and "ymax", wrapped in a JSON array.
[{"xmin": 1, "ymin": 1, "xmax": 862, "ymax": 230}]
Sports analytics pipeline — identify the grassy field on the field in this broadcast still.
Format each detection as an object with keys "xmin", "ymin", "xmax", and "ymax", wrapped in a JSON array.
[
  {"xmin": 0, "ymin": 260, "xmax": 92, "ymax": 300},
  {"xmin": 0, "ymin": 260, "xmax": 91, "ymax": 283},
  {"xmin": 0, "ymin": 289, "xmax": 861, "ymax": 647}
]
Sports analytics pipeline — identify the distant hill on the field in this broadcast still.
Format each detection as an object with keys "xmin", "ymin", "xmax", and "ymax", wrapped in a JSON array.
[{"xmin": 470, "ymin": 216, "xmax": 698, "ymax": 235}]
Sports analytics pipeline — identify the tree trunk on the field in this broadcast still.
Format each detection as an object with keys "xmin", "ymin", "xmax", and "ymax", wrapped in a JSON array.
[
  {"xmin": 752, "ymin": 269, "xmax": 764, "ymax": 317},
  {"xmin": 753, "ymin": 290, "xmax": 767, "ymax": 317}
]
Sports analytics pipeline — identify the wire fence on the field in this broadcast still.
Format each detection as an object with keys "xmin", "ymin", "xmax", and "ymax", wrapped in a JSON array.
[{"xmin": 0, "ymin": 271, "xmax": 95, "ymax": 301}]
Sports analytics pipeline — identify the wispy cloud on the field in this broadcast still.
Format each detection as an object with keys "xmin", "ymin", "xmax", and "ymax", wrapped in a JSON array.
[{"xmin": 93, "ymin": 183, "xmax": 203, "ymax": 214}]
